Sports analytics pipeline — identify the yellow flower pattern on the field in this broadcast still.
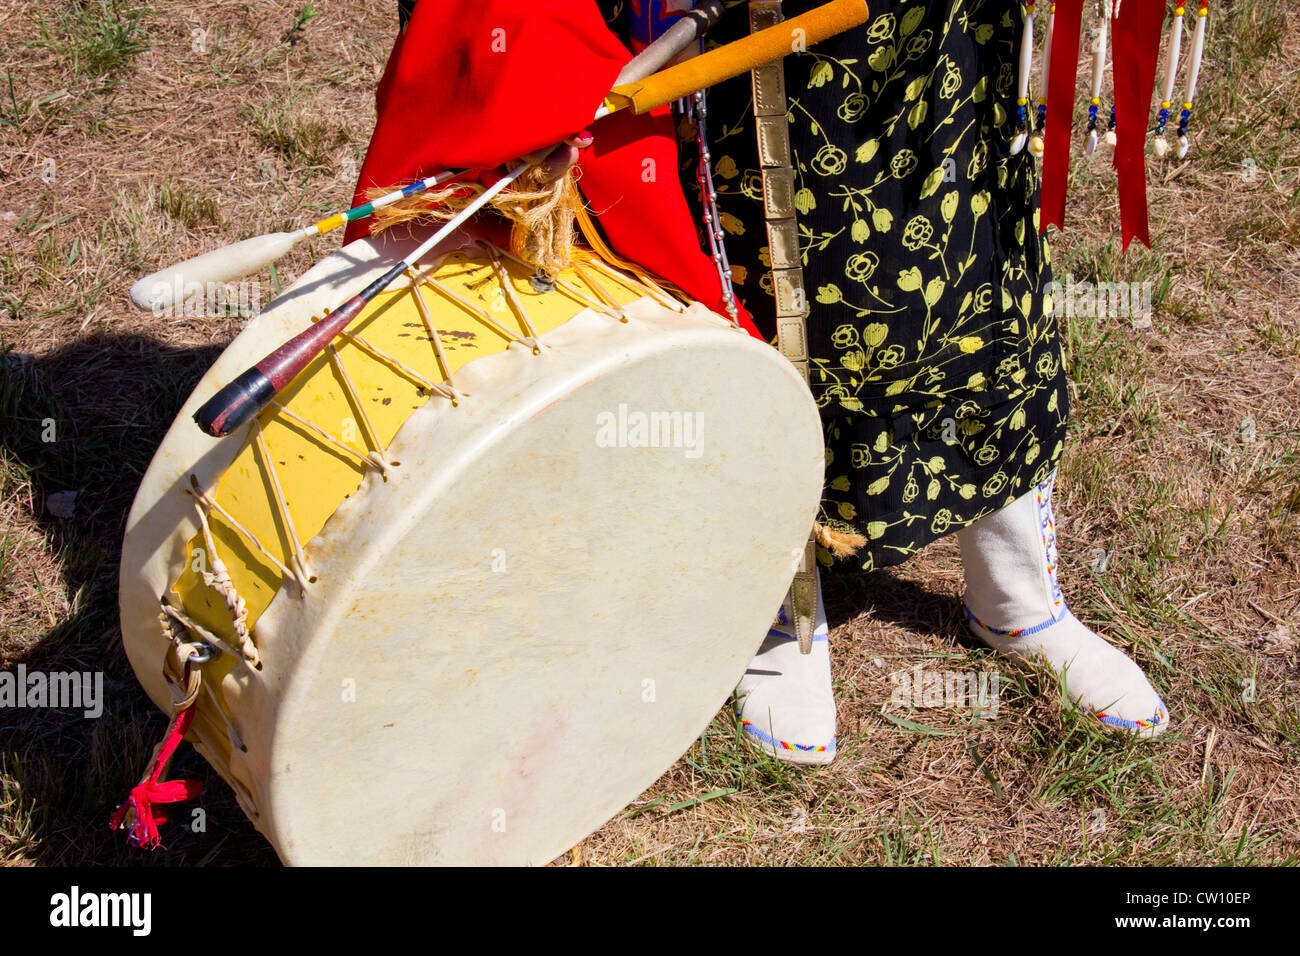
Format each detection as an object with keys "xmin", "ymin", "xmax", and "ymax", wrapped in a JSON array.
[{"xmin": 686, "ymin": 0, "xmax": 1070, "ymax": 570}]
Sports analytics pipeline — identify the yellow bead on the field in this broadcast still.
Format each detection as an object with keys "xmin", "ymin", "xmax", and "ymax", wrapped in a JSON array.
[
  {"xmin": 1161, "ymin": 100, "xmax": 1171, "ymax": 109},
  {"xmin": 1090, "ymin": 97, "xmax": 1101, "ymax": 105},
  {"xmin": 1183, "ymin": 101, "xmax": 1193, "ymax": 109},
  {"xmin": 1198, "ymin": 8, "xmax": 1207, "ymax": 15},
  {"xmin": 1017, "ymin": 97, "xmax": 1028, "ymax": 106}
]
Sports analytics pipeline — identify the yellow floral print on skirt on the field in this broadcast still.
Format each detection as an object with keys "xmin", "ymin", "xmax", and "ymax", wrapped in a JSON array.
[{"xmin": 686, "ymin": 0, "xmax": 1070, "ymax": 570}]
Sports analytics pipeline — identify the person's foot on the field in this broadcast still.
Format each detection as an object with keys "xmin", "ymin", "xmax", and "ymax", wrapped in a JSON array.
[
  {"xmin": 956, "ymin": 472, "xmax": 1170, "ymax": 737},
  {"xmin": 735, "ymin": 571, "xmax": 837, "ymax": 763}
]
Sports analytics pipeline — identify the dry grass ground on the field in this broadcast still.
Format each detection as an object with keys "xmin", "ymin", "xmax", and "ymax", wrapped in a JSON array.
[{"xmin": 1, "ymin": 1, "xmax": 1297, "ymax": 866}]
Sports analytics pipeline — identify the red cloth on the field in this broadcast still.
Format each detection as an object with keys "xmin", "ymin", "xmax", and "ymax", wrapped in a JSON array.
[
  {"xmin": 1039, "ymin": 0, "xmax": 1083, "ymax": 235},
  {"xmin": 347, "ymin": 0, "xmax": 757, "ymax": 336},
  {"xmin": 1111, "ymin": 2, "xmax": 1166, "ymax": 251}
]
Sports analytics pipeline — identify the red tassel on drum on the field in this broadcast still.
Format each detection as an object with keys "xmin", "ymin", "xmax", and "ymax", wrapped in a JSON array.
[{"xmin": 110, "ymin": 705, "xmax": 204, "ymax": 850}]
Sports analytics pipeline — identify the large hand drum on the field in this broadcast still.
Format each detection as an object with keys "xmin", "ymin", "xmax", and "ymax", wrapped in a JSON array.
[{"xmin": 119, "ymin": 225, "xmax": 823, "ymax": 865}]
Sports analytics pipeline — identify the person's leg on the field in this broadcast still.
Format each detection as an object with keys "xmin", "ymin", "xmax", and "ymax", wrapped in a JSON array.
[
  {"xmin": 957, "ymin": 469, "xmax": 1170, "ymax": 736},
  {"xmin": 735, "ymin": 569, "xmax": 837, "ymax": 764}
]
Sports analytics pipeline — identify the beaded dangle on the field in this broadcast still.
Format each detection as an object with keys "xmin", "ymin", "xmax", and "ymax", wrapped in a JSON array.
[
  {"xmin": 1011, "ymin": 1, "xmax": 1036, "ymax": 155},
  {"xmin": 1178, "ymin": 0, "xmax": 1209, "ymax": 158},
  {"xmin": 1030, "ymin": 2, "xmax": 1055, "ymax": 158},
  {"xmin": 1152, "ymin": 2, "xmax": 1186, "ymax": 157},
  {"xmin": 1104, "ymin": 1, "xmax": 1119, "ymax": 150},
  {"xmin": 1084, "ymin": 4, "xmax": 1108, "ymax": 156}
]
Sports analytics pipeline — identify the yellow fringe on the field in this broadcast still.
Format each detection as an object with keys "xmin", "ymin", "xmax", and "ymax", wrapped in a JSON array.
[
  {"xmin": 814, "ymin": 520, "xmax": 866, "ymax": 559},
  {"xmin": 573, "ymin": 202, "xmax": 692, "ymax": 305}
]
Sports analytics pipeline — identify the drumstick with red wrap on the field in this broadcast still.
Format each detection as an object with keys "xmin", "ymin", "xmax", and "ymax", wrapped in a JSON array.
[{"xmin": 192, "ymin": 0, "xmax": 871, "ymax": 437}]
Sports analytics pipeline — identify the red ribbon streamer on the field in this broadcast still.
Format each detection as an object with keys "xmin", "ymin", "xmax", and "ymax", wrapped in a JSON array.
[
  {"xmin": 109, "ymin": 705, "xmax": 204, "ymax": 850},
  {"xmin": 1039, "ymin": 0, "xmax": 1085, "ymax": 235},
  {"xmin": 1110, "ymin": 1, "xmax": 1166, "ymax": 250}
]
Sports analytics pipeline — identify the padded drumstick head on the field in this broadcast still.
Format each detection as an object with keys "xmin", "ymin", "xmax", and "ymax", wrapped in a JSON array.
[{"xmin": 129, "ymin": 232, "xmax": 303, "ymax": 312}]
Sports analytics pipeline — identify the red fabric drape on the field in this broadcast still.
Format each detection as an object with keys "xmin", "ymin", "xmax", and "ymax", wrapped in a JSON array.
[{"xmin": 347, "ymin": 0, "xmax": 757, "ymax": 335}]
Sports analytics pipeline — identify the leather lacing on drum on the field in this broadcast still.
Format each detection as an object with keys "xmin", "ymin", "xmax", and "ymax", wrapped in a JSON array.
[
  {"xmin": 109, "ymin": 592, "xmax": 264, "ymax": 848},
  {"xmin": 572, "ymin": 203, "xmax": 701, "ymax": 321},
  {"xmin": 251, "ymin": 418, "xmax": 317, "ymax": 589},
  {"xmin": 190, "ymin": 501, "xmax": 261, "ymax": 668},
  {"xmin": 324, "ymin": 341, "xmax": 395, "ymax": 478},
  {"xmin": 174, "ymin": 244, "xmax": 691, "ymax": 658},
  {"xmin": 158, "ymin": 602, "xmax": 249, "ymax": 753},
  {"xmin": 187, "ymin": 475, "xmax": 303, "ymax": 593},
  {"xmin": 270, "ymin": 399, "xmax": 393, "ymax": 478}
]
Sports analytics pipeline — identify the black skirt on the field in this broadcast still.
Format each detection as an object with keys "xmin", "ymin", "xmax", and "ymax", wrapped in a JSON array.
[{"xmin": 681, "ymin": 0, "xmax": 1071, "ymax": 570}]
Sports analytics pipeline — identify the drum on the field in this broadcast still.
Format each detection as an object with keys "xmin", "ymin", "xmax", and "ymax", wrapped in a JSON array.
[{"xmin": 119, "ymin": 224, "xmax": 824, "ymax": 865}]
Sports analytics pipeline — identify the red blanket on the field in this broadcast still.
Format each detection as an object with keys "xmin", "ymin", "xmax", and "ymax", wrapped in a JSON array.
[{"xmin": 348, "ymin": 0, "xmax": 757, "ymax": 335}]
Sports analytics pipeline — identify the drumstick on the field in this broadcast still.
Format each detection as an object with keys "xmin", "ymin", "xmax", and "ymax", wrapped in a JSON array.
[
  {"xmin": 596, "ymin": 0, "xmax": 869, "ymax": 117},
  {"xmin": 192, "ymin": 0, "xmax": 870, "ymax": 438},
  {"xmin": 128, "ymin": 169, "xmax": 463, "ymax": 313},
  {"xmin": 193, "ymin": 165, "xmax": 527, "ymax": 437},
  {"xmin": 616, "ymin": 0, "xmax": 724, "ymax": 80},
  {"xmin": 127, "ymin": 4, "xmax": 727, "ymax": 315}
]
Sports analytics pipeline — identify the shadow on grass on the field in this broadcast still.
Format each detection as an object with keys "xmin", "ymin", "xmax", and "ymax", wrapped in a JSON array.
[
  {"xmin": 0, "ymin": 332, "xmax": 278, "ymax": 866},
  {"xmin": 820, "ymin": 561, "xmax": 970, "ymax": 647}
]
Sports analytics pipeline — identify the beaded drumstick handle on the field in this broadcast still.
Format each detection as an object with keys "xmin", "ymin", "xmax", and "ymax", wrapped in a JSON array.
[{"xmin": 130, "ymin": 5, "xmax": 730, "ymax": 315}]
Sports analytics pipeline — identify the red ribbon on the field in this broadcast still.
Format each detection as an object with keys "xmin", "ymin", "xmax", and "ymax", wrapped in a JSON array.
[
  {"xmin": 1039, "ymin": 0, "xmax": 1085, "ymax": 235},
  {"xmin": 110, "ymin": 705, "xmax": 204, "ymax": 850},
  {"xmin": 1110, "ymin": 1, "xmax": 1166, "ymax": 250}
]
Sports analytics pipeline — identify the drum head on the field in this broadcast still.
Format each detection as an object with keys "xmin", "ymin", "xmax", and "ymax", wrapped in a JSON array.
[{"xmin": 266, "ymin": 308, "xmax": 822, "ymax": 864}]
